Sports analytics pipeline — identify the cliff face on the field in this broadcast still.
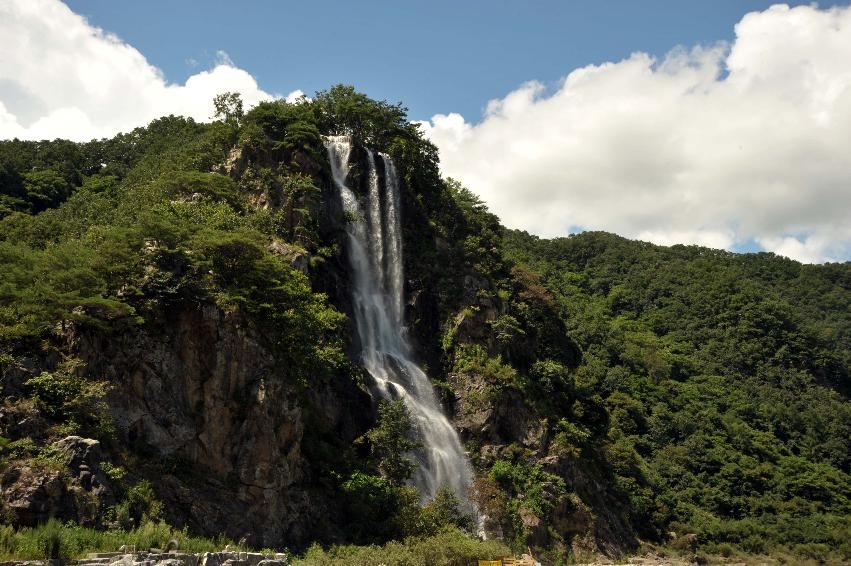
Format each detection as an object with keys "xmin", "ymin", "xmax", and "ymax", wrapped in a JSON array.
[
  {"xmin": 2, "ymin": 299, "xmax": 371, "ymax": 548},
  {"xmin": 437, "ymin": 271, "xmax": 636, "ymax": 559}
]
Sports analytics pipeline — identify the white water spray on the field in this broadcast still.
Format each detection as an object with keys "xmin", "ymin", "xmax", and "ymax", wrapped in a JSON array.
[{"xmin": 325, "ymin": 135, "xmax": 476, "ymax": 505}]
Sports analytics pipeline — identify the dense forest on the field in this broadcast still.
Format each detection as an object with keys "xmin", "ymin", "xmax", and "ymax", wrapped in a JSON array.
[{"xmin": 0, "ymin": 87, "xmax": 848, "ymax": 564}]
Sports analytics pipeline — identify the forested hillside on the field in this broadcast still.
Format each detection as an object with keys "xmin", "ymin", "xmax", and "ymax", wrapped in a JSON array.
[
  {"xmin": 0, "ymin": 87, "xmax": 848, "ymax": 564},
  {"xmin": 502, "ymin": 230, "xmax": 851, "ymax": 559}
]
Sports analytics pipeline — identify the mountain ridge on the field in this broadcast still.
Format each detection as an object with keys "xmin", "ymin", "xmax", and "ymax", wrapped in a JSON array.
[{"xmin": 0, "ymin": 87, "xmax": 848, "ymax": 563}]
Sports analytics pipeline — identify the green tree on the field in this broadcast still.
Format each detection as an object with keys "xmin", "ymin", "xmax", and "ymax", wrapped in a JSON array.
[
  {"xmin": 362, "ymin": 400, "xmax": 421, "ymax": 486},
  {"xmin": 212, "ymin": 92, "xmax": 244, "ymax": 126}
]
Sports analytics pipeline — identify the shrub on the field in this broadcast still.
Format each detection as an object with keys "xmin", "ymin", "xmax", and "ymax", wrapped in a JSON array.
[
  {"xmin": 37, "ymin": 518, "xmax": 63, "ymax": 559},
  {"xmin": 293, "ymin": 528, "xmax": 510, "ymax": 566},
  {"xmin": 24, "ymin": 358, "xmax": 114, "ymax": 440},
  {"xmin": 360, "ymin": 400, "xmax": 420, "ymax": 486},
  {"xmin": 453, "ymin": 345, "xmax": 518, "ymax": 390},
  {"xmin": 0, "ymin": 519, "xmax": 234, "ymax": 560},
  {"xmin": 419, "ymin": 486, "xmax": 477, "ymax": 535}
]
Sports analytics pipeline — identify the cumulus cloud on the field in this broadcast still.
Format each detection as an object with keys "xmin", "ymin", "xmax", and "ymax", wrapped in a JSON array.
[
  {"xmin": 421, "ymin": 4, "xmax": 851, "ymax": 263},
  {"xmin": 0, "ymin": 0, "xmax": 298, "ymax": 142}
]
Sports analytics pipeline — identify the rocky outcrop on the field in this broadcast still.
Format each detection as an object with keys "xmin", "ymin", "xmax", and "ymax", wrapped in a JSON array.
[
  {"xmin": 54, "ymin": 436, "xmax": 115, "ymax": 507},
  {"xmin": 59, "ymin": 301, "xmax": 370, "ymax": 549},
  {"xmin": 0, "ymin": 436, "xmax": 117, "ymax": 527},
  {"xmin": 443, "ymin": 267, "xmax": 634, "ymax": 558},
  {"xmin": 267, "ymin": 240, "xmax": 309, "ymax": 274},
  {"xmin": 0, "ymin": 464, "xmax": 68, "ymax": 525}
]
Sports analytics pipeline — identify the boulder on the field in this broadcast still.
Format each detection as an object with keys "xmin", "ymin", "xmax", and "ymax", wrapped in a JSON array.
[
  {"xmin": 54, "ymin": 436, "xmax": 101, "ymax": 471},
  {"xmin": 268, "ymin": 241, "xmax": 309, "ymax": 274},
  {"xmin": 0, "ymin": 464, "xmax": 67, "ymax": 525}
]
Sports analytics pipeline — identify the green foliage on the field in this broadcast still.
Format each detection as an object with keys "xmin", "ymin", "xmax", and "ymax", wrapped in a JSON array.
[
  {"xmin": 489, "ymin": 459, "xmax": 567, "ymax": 518},
  {"xmin": 25, "ymin": 359, "xmax": 114, "ymax": 440},
  {"xmin": 453, "ymin": 345, "xmax": 518, "ymax": 390},
  {"xmin": 22, "ymin": 170, "xmax": 74, "ymax": 213},
  {"xmin": 360, "ymin": 400, "xmax": 421, "ymax": 486},
  {"xmin": 418, "ymin": 486, "xmax": 477, "ymax": 536},
  {"xmin": 527, "ymin": 359, "xmax": 574, "ymax": 413},
  {"xmin": 37, "ymin": 518, "xmax": 63, "ymax": 559},
  {"xmin": 113, "ymin": 480, "xmax": 164, "ymax": 529},
  {"xmin": 0, "ymin": 519, "xmax": 237, "ymax": 560},
  {"xmin": 339, "ymin": 472, "xmax": 417, "ymax": 543},
  {"xmin": 213, "ymin": 92, "xmax": 244, "ymax": 127},
  {"xmin": 488, "ymin": 314, "xmax": 524, "ymax": 347},
  {"xmin": 294, "ymin": 528, "xmax": 510, "ymax": 566},
  {"xmin": 100, "ymin": 461, "xmax": 126, "ymax": 483},
  {"xmin": 313, "ymin": 85, "xmax": 408, "ymax": 148},
  {"xmin": 240, "ymin": 98, "xmax": 321, "ymax": 159},
  {"xmin": 503, "ymin": 229, "xmax": 851, "ymax": 553}
]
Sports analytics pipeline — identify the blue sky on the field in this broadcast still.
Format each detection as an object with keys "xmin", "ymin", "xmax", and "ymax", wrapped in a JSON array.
[{"xmin": 64, "ymin": 0, "xmax": 821, "ymax": 122}]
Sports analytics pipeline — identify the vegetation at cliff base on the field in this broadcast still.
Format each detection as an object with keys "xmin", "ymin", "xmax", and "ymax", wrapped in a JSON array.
[
  {"xmin": 0, "ymin": 518, "xmax": 237, "ymax": 560},
  {"xmin": 293, "ymin": 528, "xmax": 510, "ymax": 566}
]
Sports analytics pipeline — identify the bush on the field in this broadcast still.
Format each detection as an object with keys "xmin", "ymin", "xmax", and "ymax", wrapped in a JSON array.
[
  {"xmin": 25, "ymin": 360, "xmax": 114, "ymax": 440},
  {"xmin": 0, "ymin": 519, "xmax": 234, "ymax": 560},
  {"xmin": 293, "ymin": 528, "xmax": 510, "ymax": 566},
  {"xmin": 37, "ymin": 518, "xmax": 64, "ymax": 559},
  {"xmin": 360, "ymin": 400, "xmax": 420, "ymax": 486},
  {"xmin": 453, "ymin": 345, "xmax": 518, "ymax": 391},
  {"xmin": 124, "ymin": 480, "xmax": 164, "ymax": 526},
  {"xmin": 419, "ymin": 486, "xmax": 477, "ymax": 536}
]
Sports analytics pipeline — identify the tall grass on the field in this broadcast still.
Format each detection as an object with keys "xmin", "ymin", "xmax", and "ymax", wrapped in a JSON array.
[
  {"xmin": 292, "ymin": 528, "xmax": 511, "ymax": 566},
  {"xmin": 0, "ymin": 519, "xmax": 238, "ymax": 560}
]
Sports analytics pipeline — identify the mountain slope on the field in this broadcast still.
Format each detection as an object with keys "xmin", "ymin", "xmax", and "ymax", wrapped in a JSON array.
[{"xmin": 0, "ymin": 87, "xmax": 848, "ymax": 562}]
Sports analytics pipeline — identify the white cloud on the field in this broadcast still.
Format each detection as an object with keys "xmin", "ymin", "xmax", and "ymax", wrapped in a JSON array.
[
  {"xmin": 0, "ymin": 0, "xmax": 278, "ymax": 141},
  {"xmin": 285, "ymin": 89, "xmax": 308, "ymax": 103},
  {"xmin": 421, "ymin": 4, "xmax": 851, "ymax": 263}
]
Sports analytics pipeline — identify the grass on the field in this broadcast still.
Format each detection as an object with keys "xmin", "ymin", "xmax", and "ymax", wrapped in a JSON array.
[
  {"xmin": 0, "ymin": 519, "xmax": 241, "ymax": 560},
  {"xmin": 292, "ymin": 528, "xmax": 511, "ymax": 566},
  {"xmin": 636, "ymin": 540, "xmax": 851, "ymax": 566}
]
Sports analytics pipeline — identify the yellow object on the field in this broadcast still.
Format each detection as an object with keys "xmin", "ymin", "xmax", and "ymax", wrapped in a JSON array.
[{"xmin": 478, "ymin": 561, "xmax": 502, "ymax": 566}]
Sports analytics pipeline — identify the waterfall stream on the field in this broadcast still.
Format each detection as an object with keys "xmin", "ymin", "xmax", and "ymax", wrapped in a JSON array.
[{"xmin": 324, "ymin": 135, "xmax": 476, "ymax": 506}]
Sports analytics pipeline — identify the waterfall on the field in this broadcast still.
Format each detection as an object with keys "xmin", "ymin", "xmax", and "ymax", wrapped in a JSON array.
[{"xmin": 324, "ymin": 135, "xmax": 476, "ymax": 506}]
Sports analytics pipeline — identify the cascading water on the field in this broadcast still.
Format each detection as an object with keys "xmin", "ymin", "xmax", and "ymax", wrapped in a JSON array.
[{"xmin": 325, "ymin": 135, "xmax": 476, "ymax": 506}]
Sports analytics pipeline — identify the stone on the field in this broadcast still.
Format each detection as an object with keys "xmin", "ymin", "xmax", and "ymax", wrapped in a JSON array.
[
  {"xmin": 108, "ymin": 555, "xmax": 134, "ymax": 566},
  {"xmin": 267, "ymin": 240, "xmax": 309, "ymax": 274},
  {"xmin": 0, "ymin": 464, "xmax": 67, "ymax": 525}
]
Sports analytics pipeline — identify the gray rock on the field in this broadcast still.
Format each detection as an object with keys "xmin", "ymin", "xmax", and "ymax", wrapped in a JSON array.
[
  {"xmin": 54, "ymin": 436, "xmax": 101, "ymax": 469},
  {"xmin": 267, "ymin": 241, "xmax": 309, "ymax": 274},
  {"xmin": 108, "ymin": 555, "xmax": 133, "ymax": 566},
  {"xmin": 0, "ymin": 464, "xmax": 68, "ymax": 525}
]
